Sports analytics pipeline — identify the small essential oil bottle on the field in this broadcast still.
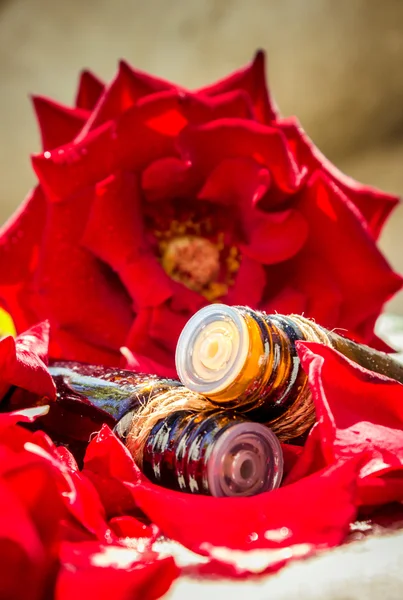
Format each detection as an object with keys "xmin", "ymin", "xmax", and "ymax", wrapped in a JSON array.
[
  {"xmin": 4, "ymin": 361, "xmax": 284, "ymax": 497},
  {"xmin": 115, "ymin": 406, "xmax": 283, "ymax": 497},
  {"xmin": 175, "ymin": 304, "xmax": 403, "ymax": 440}
]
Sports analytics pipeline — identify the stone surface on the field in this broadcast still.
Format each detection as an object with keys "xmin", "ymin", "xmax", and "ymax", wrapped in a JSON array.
[{"xmin": 166, "ymin": 530, "xmax": 403, "ymax": 599}]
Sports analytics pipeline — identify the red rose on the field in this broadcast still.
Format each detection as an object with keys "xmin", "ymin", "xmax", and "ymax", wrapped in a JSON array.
[{"xmin": 0, "ymin": 51, "xmax": 400, "ymax": 373}]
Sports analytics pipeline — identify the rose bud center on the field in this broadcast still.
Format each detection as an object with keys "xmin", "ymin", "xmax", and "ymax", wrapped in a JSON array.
[{"xmin": 162, "ymin": 235, "xmax": 221, "ymax": 292}]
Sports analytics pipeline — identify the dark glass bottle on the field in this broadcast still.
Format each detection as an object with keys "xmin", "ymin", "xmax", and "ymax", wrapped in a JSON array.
[
  {"xmin": 2, "ymin": 361, "xmax": 284, "ymax": 496},
  {"xmin": 115, "ymin": 407, "xmax": 283, "ymax": 497},
  {"xmin": 3, "ymin": 361, "xmax": 181, "ymax": 461}
]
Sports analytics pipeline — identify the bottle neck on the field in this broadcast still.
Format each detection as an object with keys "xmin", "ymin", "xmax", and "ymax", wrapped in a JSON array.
[{"xmin": 49, "ymin": 361, "xmax": 182, "ymax": 421}]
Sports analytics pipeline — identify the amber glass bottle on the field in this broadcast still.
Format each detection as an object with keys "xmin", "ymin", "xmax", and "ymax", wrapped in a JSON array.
[{"xmin": 176, "ymin": 304, "xmax": 403, "ymax": 440}]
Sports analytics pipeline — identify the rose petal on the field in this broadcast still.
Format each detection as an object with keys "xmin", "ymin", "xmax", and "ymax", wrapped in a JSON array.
[
  {"xmin": 24, "ymin": 441, "xmax": 110, "ymax": 540},
  {"xmin": 142, "ymin": 157, "xmax": 196, "ymax": 203},
  {"xmin": 179, "ymin": 119, "xmax": 304, "ymax": 195},
  {"xmin": 297, "ymin": 341, "xmax": 403, "ymax": 503},
  {"xmin": 32, "ymin": 122, "xmax": 117, "ymax": 202},
  {"xmin": 198, "ymin": 157, "xmax": 271, "ymax": 209},
  {"xmin": 83, "ymin": 425, "xmax": 142, "ymax": 518},
  {"xmin": 0, "ymin": 187, "xmax": 48, "ymax": 333},
  {"xmin": 113, "ymin": 101, "xmax": 178, "ymax": 172},
  {"xmin": 84, "ymin": 425, "xmax": 139, "ymax": 483},
  {"xmin": 75, "ymin": 70, "xmax": 105, "ymax": 110},
  {"xmin": 32, "ymin": 96, "xmax": 89, "ymax": 150},
  {"xmin": 120, "ymin": 346, "xmax": 178, "ymax": 379},
  {"xmin": 0, "ymin": 446, "xmax": 65, "ymax": 552},
  {"xmin": 263, "ymin": 252, "xmax": 343, "ymax": 327},
  {"xmin": 35, "ymin": 187, "xmax": 133, "ymax": 353},
  {"xmin": 261, "ymin": 286, "xmax": 308, "ymax": 316},
  {"xmin": 0, "ymin": 406, "xmax": 50, "ymax": 433},
  {"xmin": 56, "ymin": 541, "xmax": 179, "ymax": 600},
  {"xmin": 34, "ymin": 103, "xmax": 173, "ymax": 201},
  {"xmin": 82, "ymin": 61, "xmax": 172, "ymax": 135},
  {"xmin": 278, "ymin": 116, "xmax": 399, "ymax": 239},
  {"xmin": 225, "ymin": 255, "xmax": 267, "ymax": 306},
  {"xmin": 198, "ymin": 50, "xmax": 278, "ymax": 123},
  {"xmin": 240, "ymin": 208, "xmax": 308, "ymax": 264},
  {"xmin": 295, "ymin": 173, "xmax": 402, "ymax": 335},
  {"xmin": 109, "ymin": 516, "xmax": 159, "ymax": 541},
  {"xmin": 0, "ymin": 475, "xmax": 56, "ymax": 600},
  {"xmin": 0, "ymin": 186, "xmax": 45, "ymax": 286},
  {"xmin": 195, "ymin": 89, "xmax": 254, "ymax": 121},
  {"xmin": 81, "ymin": 171, "xmax": 145, "ymax": 266},
  {"xmin": 0, "ymin": 321, "xmax": 55, "ymax": 400},
  {"xmin": 119, "ymin": 257, "xmax": 173, "ymax": 309},
  {"xmin": 125, "ymin": 307, "xmax": 181, "ymax": 368},
  {"xmin": 50, "ymin": 327, "xmax": 121, "ymax": 367},
  {"xmin": 358, "ymin": 469, "xmax": 403, "ymax": 506},
  {"xmin": 284, "ymin": 425, "xmax": 328, "ymax": 485},
  {"xmin": 131, "ymin": 459, "xmax": 359, "ymax": 553}
]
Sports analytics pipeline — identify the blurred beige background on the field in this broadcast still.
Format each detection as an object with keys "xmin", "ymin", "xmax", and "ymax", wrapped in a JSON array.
[{"xmin": 0, "ymin": 0, "xmax": 402, "ymax": 312}]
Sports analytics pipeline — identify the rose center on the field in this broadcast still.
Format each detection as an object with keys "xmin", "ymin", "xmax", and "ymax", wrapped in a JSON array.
[{"xmin": 161, "ymin": 236, "xmax": 220, "ymax": 292}]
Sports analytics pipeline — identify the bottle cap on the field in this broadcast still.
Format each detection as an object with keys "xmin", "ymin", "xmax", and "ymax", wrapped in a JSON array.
[
  {"xmin": 208, "ymin": 421, "xmax": 283, "ymax": 496},
  {"xmin": 176, "ymin": 304, "xmax": 249, "ymax": 395}
]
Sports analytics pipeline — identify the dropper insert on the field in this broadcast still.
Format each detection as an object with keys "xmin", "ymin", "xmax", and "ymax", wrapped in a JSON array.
[
  {"xmin": 175, "ymin": 304, "xmax": 250, "ymax": 395},
  {"xmin": 207, "ymin": 421, "xmax": 283, "ymax": 496}
]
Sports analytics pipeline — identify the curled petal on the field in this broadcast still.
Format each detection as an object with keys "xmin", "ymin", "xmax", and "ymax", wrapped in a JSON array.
[
  {"xmin": 142, "ymin": 157, "xmax": 196, "ymax": 202},
  {"xmin": 179, "ymin": 119, "xmax": 304, "ymax": 195},
  {"xmin": 198, "ymin": 157, "xmax": 271, "ymax": 208},
  {"xmin": 32, "ymin": 122, "xmax": 117, "ymax": 202},
  {"xmin": 358, "ymin": 469, "xmax": 403, "ymax": 506},
  {"xmin": 84, "ymin": 424, "xmax": 139, "ymax": 483},
  {"xmin": 193, "ymin": 89, "xmax": 254, "ymax": 121},
  {"xmin": 240, "ymin": 209, "xmax": 308, "ymax": 264},
  {"xmin": 142, "ymin": 89, "xmax": 253, "ymax": 134},
  {"xmin": 0, "ymin": 321, "xmax": 55, "ymax": 400},
  {"xmin": 198, "ymin": 49, "xmax": 278, "ymax": 123}
]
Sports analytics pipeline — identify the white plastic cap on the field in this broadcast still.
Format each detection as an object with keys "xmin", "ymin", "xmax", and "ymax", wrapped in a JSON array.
[{"xmin": 175, "ymin": 304, "xmax": 250, "ymax": 395}]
